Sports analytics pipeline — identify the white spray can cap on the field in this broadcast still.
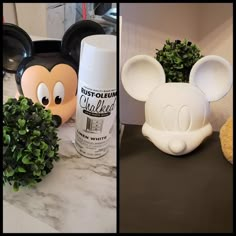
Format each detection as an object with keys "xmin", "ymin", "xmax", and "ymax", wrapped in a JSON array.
[{"xmin": 79, "ymin": 34, "xmax": 116, "ymax": 89}]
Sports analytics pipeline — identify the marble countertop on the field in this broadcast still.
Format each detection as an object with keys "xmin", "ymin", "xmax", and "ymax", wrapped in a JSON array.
[{"xmin": 3, "ymin": 71, "xmax": 117, "ymax": 232}]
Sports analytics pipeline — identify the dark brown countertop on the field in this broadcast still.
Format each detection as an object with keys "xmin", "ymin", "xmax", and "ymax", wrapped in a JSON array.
[{"xmin": 119, "ymin": 125, "xmax": 233, "ymax": 233}]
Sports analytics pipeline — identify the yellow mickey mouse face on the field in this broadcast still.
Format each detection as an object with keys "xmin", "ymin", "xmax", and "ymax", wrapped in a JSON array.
[
  {"xmin": 21, "ymin": 64, "xmax": 78, "ymax": 126},
  {"xmin": 3, "ymin": 21, "xmax": 105, "ymax": 127}
]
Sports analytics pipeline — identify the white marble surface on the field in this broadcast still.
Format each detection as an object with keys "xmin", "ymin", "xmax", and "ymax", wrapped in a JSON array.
[
  {"xmin": 3, "ymin": 71, "xmax": 117, "ymax": 232},
  {"xmin": 3, "ymin": 201, "xmax": 59, "ymax": 233}
]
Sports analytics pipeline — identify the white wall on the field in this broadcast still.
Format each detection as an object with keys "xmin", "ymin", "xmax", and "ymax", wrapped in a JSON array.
[
  {"xmin": 120, "ymin": 3, "xmax": 201, "ymax": 125},
  {"xmin": 3, "ymin": 3, "xmax": 17, "ymax": 24},
  {"xmin": 198, "ymin": 3, "xmax": 233, "ymax": 131},
  {"xmin": 120, "ymin": 3, "xmax": 233, "ymax": 131},
  {"xmin": 120, "ymin": 3, "xmax": 200, "ymax": 65}
]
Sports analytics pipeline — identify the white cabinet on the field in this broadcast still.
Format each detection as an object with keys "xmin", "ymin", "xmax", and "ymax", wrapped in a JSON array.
[
  {"xmin": 13, "ymin": 3, "xmax": 64, "ymax": 38},
  {"xmin": 47, "ymin": 3, "xmax": 65, "ymax": 39},
  {"xmin": 3, "ymin": 3, "xmax": 17, "ymax": 24},
  {"xmin": 15, "ymin": 3, "xmax": 48, "ymax": 37},
  {"xmin": 120, "ymin": 3, "xmax": 233, "ymax": 131},
  {"xmin": 5, "ymin": 3, "xmax": 116, "ymax": 38}
]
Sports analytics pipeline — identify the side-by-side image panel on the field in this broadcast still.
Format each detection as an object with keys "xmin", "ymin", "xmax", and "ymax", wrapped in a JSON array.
[
  {"xmin": 119, "ymin": 3, "xmax": 233, "ymax": 233},
  {"xmin": 3, "ymin": 3, "xmax": 117, "ymax": 233}
]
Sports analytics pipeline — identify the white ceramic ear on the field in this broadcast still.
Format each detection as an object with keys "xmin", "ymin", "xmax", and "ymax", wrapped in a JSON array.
[
  {"xmin": 189, "ymin": 55, "xmax": 232, "ymax": 102},
  {"xmin": 121, "ymin": 55, "xmax": 165, "ymax": 101}
]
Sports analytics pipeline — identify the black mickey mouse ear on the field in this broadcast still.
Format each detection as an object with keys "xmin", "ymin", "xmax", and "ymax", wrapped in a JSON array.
[
  {"xmin": 61, "ymin": 20, "xmax": 105, "ymax": 65},
  {"xmin": 3, "ymin": 23, "xmax": 33, "ymax": 73}
]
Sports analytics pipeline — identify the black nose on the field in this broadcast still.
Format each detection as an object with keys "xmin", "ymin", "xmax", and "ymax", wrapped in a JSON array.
[{"xmin": 52, "ymin": 115, "xmax": 62, "ymax": 127}]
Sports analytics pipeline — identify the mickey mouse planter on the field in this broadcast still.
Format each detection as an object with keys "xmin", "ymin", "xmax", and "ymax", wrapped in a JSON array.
[
  {"xmin": 122, "ymin": 55, "xmax": 232, "ymax": 156},
  {"xmin": 3, "ymin": 20, "xmax": 105, "ymax": 127}
]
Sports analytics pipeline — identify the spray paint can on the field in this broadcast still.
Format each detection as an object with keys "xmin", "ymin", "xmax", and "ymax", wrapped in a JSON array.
[{"xmin": 75, "ymin": 34, "xmax": 116, "ymax": 158}]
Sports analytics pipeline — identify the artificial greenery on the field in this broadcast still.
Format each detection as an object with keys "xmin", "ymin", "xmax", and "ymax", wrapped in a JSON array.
[
  {"xmin": 155, "ymin": 39, "xmax": 203, "ymax": 83},
  {"xmin": 3, "ymin": 96, "xmax": 60, "ymax": 191}
]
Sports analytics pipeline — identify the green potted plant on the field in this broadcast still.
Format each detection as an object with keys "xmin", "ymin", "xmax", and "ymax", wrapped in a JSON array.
[
  {"xmin": 155, "ymin": 39, "xmax": 203, "ymax": 82},
  {"xmin": 3, "ymin": 96, "xmax": 60, "ymax": 191}
]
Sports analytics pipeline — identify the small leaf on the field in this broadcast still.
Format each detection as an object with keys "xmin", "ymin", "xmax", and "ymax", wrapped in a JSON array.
[
  {"xmin": 34, "ymin": 149, "xmax": 41, "ymax": 157},
  {"xmin": 165, "ymin": 45, "xmax": 171, "ymax": 50},
  {"xmin": 5, "ymin": 167, "xmax": 14, "ymax": 177},
  {"xmin": 33, "ymin": 141, "xmax": 40, "ymax": 146},
  {"xmin": 48, "ymin": 150, "xmax": 54, "ymax": 157},
  {"xmin": 20, "ymin": 98, "xmax": 28, "ymax": 106},
  {"xmin": 32, "ymin": 164, "xmax": 39, "ymax": 171},
  {"xmin": 46, "ymin": 162, "xmax": 53, "ymax": 169},
  {"xmin": 176, "ymin": 64, "xmax": 183, "ymax": 69},
  {"xmin": 40, "ymin": 141, "xmax": 47, "ymax": 148},
  {"xmin": 33, "ymin": 170, "xmax": 41, "ymax": 176},
  {"xmin": 7, "ymin": 97, "xmax": 17, "ymax": 104},
  {"xmin": 18, "ymin": 167, "xmax": 26, "ymax": 173},
  {"xmin": 27, "ymin": 143, "xmax": 33, "ymax": 152},
  {"xmin": 11, "ymin": 145, "xmax": 16, "ymax": 152},
  {"xmin": 19, "ymin": 130, "xmax": 26, "ymax": 135},
  {"xmin": 13, "ymin": 182, "xmax": 19, "ymax": 192},
  {"xmin": 4, "ymin": 134, "xmax": 11, "ymax": 145},
  {"xmin": 17, "ymin": 151, "xmax": 23, "ymax": 161},
  {"xmin": 22, "ymin": 155, "xmax": 31, "ymax": 164},
  {"xmin": 33, "ymin": 130, "xmax": 41, "ymax": 136},
  {"xmin": 27, "ymin": 179, "xmax": 37, "ymax": 187},
  {"xmin": 18, "ymin": 119, "xmax": 26, "ymax": 128},
  {"xmin": 39, "ymin": 164, "xmax": 45, "ymax": 169},
  {"xmin": 20, "ymin": 104, "xmax": 30, "ymax": 111}
]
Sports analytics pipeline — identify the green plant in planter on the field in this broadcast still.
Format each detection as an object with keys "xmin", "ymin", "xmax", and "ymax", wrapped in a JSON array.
[
  {"xmin": 155, "ymin": 39, "xmax": 203, "ymax": 83},
  {"xmin": 3, "ymin": 96, "xmax": 60, "ymax": 191}
]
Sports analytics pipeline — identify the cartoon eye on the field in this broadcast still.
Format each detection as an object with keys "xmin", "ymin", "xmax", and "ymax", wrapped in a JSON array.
[
  {"xmin": 178, "ymin": 106, "xmax": 191, "ymax": 131},
  {"xmin": 162, "ymin": 105, "xmax": 176, "ymax": 131},
  {"xmin": 37, "ymin": 83, "xmax": 50, "ymax": 106},
  {"xmin": 53, "ymin": 82, "xmax": 64, "ymax": 105}
]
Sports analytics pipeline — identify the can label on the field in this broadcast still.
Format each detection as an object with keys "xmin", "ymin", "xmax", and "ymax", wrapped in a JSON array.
[{"xmin": 75, "ymin": 80, "xmax": 116, "ymax": 158}]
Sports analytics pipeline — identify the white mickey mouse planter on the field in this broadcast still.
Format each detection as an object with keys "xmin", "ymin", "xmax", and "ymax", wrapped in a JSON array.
[{"xmin": 122, "ymin": 55, "xmax": 232, "ymax": 156}]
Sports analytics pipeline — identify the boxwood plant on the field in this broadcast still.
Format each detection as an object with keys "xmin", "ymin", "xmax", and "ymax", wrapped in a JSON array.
[
  {"xmin": 155, "ymin": 39, "xmax": 203, "ymax": 83},
  {"xmin": 3, "ymin": 96, "xmax": 60, "ymax": 191}
]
